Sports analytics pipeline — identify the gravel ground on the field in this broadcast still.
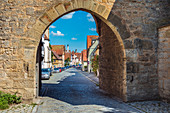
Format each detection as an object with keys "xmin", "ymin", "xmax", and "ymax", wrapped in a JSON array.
[
  {"xmin": 128, "ymin": 101, "xmax": 170, "ymax": 113},
  {"xmin": 0, "ymin": 103, "xmax": 36, "ymax": 113}
]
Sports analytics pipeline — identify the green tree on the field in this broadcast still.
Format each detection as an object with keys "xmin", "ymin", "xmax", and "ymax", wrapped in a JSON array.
[
  {"xmin": 65, "ymin": 58, "xmax": 70, "ymax": 66},
  {"xmin": 49, "ymin": 43, "xmax": 54, "ymax": 62},
  {"xmin": 91, "ymin": 55, "xmax": 99, "ymax": 76}
]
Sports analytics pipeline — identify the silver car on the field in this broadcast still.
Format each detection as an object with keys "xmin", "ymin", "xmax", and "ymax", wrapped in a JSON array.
[
  {"xmin": 53, "ymin": 68, "xmax": 60, "ymax": 73},
  {"xmin": 41, "ymin": 68, "xmax": 50, "ymax": 80}
]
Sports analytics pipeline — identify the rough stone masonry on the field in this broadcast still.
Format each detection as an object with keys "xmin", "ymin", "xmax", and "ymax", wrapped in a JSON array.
[{"xmin": 0, "ymin": 0, "xmax": 169, "ymax": 103}]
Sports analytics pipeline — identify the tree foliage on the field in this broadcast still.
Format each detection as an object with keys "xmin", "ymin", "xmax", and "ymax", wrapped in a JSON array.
[
  {"xmin": 65, "ymin": 57, "xmax": 70, "ymax": 66},
  {"xmin": 49, "ymin": 43, "xmax": 54, "ymax": 62},
  {"xmin": 91, "ymin": 55, "xmax": 99, "ymax": 76}
]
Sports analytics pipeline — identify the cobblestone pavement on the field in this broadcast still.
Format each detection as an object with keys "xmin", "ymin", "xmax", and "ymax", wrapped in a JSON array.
[
  {"xmin": 36, "ymin": 68, "xmax": 141, "ymax": 113},
  {"xmin": 80, "ymin": 70, "xmax": 170, "ymax": 113},
  {"xmin": 0, "ymin": 104, "xmax": 36, "ymax": 113},
  {"xmin": 1, "ymin": 68, "xmax": 169, "ymax": 113},
  {"xmin": 128, "ymin": 101, "xmax": 170, "ymax": 113}
]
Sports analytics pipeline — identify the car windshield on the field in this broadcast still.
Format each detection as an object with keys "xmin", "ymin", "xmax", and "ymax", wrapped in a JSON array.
[
  {"xmin": 54, "ymin": 68, "xmax": 59, "ymax": 70},
  {"xmin": 42, "ymin": 69, "xmax": 49, "ymax": 72}
]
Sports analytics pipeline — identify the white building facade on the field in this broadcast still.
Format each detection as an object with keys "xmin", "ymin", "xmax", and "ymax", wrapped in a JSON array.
[{"xmin": 41, "ymin": 28, "xmax": 52, "ymax": 68}]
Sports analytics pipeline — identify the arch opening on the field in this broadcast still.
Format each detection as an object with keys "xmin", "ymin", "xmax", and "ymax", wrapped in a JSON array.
[{"xmin": 35, "ymin": 8, "xmax": 127, "ymax": 102}]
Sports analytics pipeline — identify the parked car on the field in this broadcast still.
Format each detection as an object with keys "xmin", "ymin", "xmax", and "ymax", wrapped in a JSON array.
[
  {"xmin": 41, "ymin": 68, "xmax": 50, "ymax": 80},
  {"xmin": 58, "ymin": 67, "xmax": 62, "ymax": 72},
  {"xmin": 53, "ymin": 68, "xmax": 60, "ymax": 73},
  {"xmin": 44, "ymin": 68, "xmax": 52, "ymax": 76}
]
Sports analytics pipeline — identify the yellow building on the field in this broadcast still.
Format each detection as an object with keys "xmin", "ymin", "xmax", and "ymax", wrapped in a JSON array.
[{"xmin": 51, "ymin": 45, "xmax": 65, "ymax": 68}]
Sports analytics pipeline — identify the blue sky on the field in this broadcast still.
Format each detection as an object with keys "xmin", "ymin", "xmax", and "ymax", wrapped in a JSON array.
[{"xmin": 49, "ymin": 11, "xmax": 98, "ymax": 53}]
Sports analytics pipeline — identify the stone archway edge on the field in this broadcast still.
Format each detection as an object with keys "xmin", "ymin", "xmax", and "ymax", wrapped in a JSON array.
[{"xmin": 29, "ymin": 0, "xmax": 113, "ymax": 40}]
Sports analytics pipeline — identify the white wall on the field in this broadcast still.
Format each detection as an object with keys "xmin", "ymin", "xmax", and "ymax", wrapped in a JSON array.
[{"xmin": 42, "ymin": 29, "xmax": 51, "ymax": 68}]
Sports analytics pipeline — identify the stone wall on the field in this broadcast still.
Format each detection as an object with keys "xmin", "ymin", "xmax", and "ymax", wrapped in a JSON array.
[
  {"xmin": 98, "ymin": 19, "xmax": 126, "ymax": 100},
  {"xmin": 106, "ymin": 0, "xmax": 170, "ymax": 101},
  {"xmin": 158, "ymin": 25, "xmax": 170, "ymax": 103},
  {"xmin": 0, "ymin": 0, "xmax": 170, "ymax": 103}
]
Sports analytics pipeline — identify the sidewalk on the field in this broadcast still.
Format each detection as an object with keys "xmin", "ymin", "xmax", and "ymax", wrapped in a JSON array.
[{"xmin": 78, "ymin": 70, "xmax": 99, "ymax": 85}]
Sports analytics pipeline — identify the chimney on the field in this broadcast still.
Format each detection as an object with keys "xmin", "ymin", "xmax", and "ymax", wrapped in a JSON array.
[
  {"xmin": 75, "ymin": 49, "xmax": 77, "ymax": 53},
  {"xmin": 67, "ymin": 44, "xmax": 69, "ymax": 52}
]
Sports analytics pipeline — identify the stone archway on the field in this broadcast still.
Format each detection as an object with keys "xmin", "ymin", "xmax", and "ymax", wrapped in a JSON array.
[
  {"xmin": 2, "ymin": 0, "xmax": 168, "ymax": 103},
  {"xmin": 29, "ymin": 1, "xmax": 127, "ymax": 102}
]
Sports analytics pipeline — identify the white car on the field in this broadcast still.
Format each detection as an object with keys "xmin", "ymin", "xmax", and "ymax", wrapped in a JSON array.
[{"xmin": 41, "ymin": 69, "xmax": 50, "ymax": 80}]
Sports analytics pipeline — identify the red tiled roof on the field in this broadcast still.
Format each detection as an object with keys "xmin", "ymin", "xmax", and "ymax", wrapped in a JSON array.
[
  {"xmin": 52, "ymin": 51, "xmax": 62, "ymax": 59},
  {"xmin": 51, "ymin": 45, "xmax": 65, "ymax": 55},
  {"xmin": 44, "ymin": 34, "xmax": 49, "ymax": 40},
  {"xmin": 75, "ymin": 53, "xmax": 81, "ymax": 60},
  {"xmin": 65, "ymin": 52, "xmax": 71, "ymax": 60}
]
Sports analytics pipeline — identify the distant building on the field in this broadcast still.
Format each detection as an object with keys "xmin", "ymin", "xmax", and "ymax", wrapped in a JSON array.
[
  {"xmin": 81, "ymin": 49, "xmax": 87, "ymax": 71},
  {"xmin": 71, "ymin": 50, "xmax": 82, "ymax": 65},
  {"xmin": 51, "ymin": 45, "xmax": 65, "ymax": 67},
  {"xmin": 87, "ymin": 35, "xmax": 99, "ymax": 72},
  {"xmin": 41, "ymin": 28, "xmax": 52, "ymax": 68},
  {"xmin": 87, "ymin": 35, "xmax": 99, "ymax": 56},
  {"xmin": 65, "ymin": 45, "xmax": 72, "ymax": 66}
]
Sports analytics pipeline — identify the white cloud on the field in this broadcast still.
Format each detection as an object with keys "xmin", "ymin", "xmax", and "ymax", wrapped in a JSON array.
[
  {"xmin": 88, "ymin": 18, "xmax": 95, "ymax": 22},
  {"xmin": 89, "ymin": 28, "xmax": 96, "ymax": 31},
  {"xmin": 71, "ymin": 37, "xmax": 77, "ymax": 40},
  {"xmin": 51, "ymin": 31, "xmax": 64, "ymax": 36},
  {"xmin": 49, "ymin": 25, "xmax": 56, "ymax": 28},
  {"xmin": 87, "ymin": 13, "xmax": 92, "ymax": 17},
  {"xmin": 87, "ymin": 13, "xmax": 95, "ymax": 22},
  {"xmin": 61, "ymin": 12, "xmax": 75, "ymax": 19}
]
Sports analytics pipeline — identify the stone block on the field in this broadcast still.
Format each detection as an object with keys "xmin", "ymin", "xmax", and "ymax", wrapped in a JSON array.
[
  {"xmin": 26, "ymin": 7, "xmax": 34, "ymax": 15},
  {"xmin": 0, "ymin": 79, "xmax": 13, "ymax": 88},
  {"xmin": 55, "ymin": 4, "xmax": 66, "ymax": 16},
  {"xmin": 127, "ymin": 62, "xmax": 139, "ymax": 73},
  {"xmin": 164, "ymin": 79, "xmax": 170, "ymax": 90},
  {"xmin": 17, "ymin": 88, "xmax": 34, "ymax": 100},
  {"xmin": 142, "ymin": 40, "xmax": 153, "ymax": 50},
  {"xmin": 102, "ymin": 9, "xmax": 110, "ymax": 19},
  {"xmin": 71, "ymin": 0, "xmax": 78, "ymax": 8},
  {"xmin": 83, "ymin": 0, "xmax": 92, "ymax": 9},
  {"xmin": 108, "ymin": 0, "xmax": 115, "ymax": 3},
  {"xmin": 134, "ymin": 38, "xmax": 142, "ymax": 49},
  {"xmin": 108, "ymin": 14, "xmax": 130, "ymax": 40},
  {"xmin": 27, "ymin": 29, "xmax": 42, "ymax": 41},
  {"xmin": 46, "ymin": 7, "xmax": 59, "ymax": 21},
  {"xmin": 33, "ymin": 20, "xmax": 46, "ymax": 33},
  {"xmin": 134, "ymin": 38, "xmax": 153, "ymax": 50},
  {"xmin": 13, "ymin": 79, "xmax": 34, "ymax": 88},
  {"xmin": 24, "ymin": 49, "xmax": 34, "ymax": 60},
  {"xmin": 125, "ymin": 49, "xmax": 137, "ymax": 62},
  {"xmin": 77, "ymin": 0, "xmax": 83, "ymax": 8},
  {"xmin": 64, "ymin": 2, "xmax": 73, "ymax": 12},
  {"xmin": 158, "ymin": 52, "xmax": 169, "ymax": 59},
  {"xmin": 97, "ymin": 4, "xmax": 106, "ymax": 15},
  {"xmin": 91, "ymin": 2, "xmax": 99, "ymax": 13},
  {"xmin": 124, "ymin": 40, "xmax": 134, "ymax": 49},
  {"xmin": 40, "ymin": 13, "xmax": 52, "ymax": 25}
]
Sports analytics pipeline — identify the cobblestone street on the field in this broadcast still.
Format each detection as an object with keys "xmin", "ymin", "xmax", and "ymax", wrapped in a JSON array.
[
  {"xmin": 0, "ymin": 68, "xmax": 170, "ymax": 113},
  {"xmin": 37, "ymin": 68, "xmax": 141, "ymax": 113}
]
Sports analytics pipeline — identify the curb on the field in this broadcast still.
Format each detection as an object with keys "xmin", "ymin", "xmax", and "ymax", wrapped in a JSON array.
[
  {"xmin": 32, "ymin": 105, "xmax": 38, "ymax": 113},
  {"xmin": 78, "ymin": 71, "xmax": 99, "ymax": 86}
]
